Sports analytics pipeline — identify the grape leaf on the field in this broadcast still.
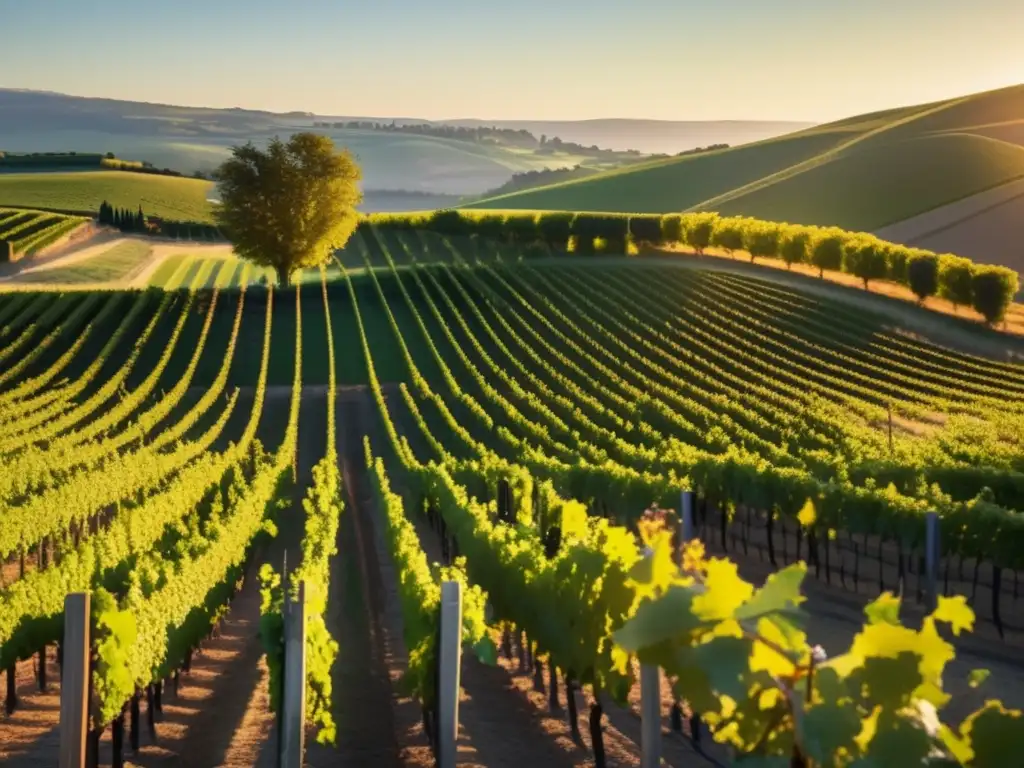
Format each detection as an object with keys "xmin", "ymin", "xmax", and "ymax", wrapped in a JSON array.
[
  {"xmin": 863, "ymin": 717, "xmax": 931, "ymax": 765},
  {"xmin": 938, "ymin": 723, "xmax": 973, "ymax": 764},
  {"xmin": 802, "ymin": 701, "xmax": 861, "ymax": 764},
  {"xmin": 750, "ymin": 617, "xmax": 801, "ymax": 676},
  {"xmin": 625, "ymin": 530, "xmax": 677, "ymax": 596},
  {"xmin": 797, "ymin": 498, "xmax": 817, "ymax": 527},
  {"xmin": 853, "ymin": 654, "xmax": 922, "ymax": 709},
  {"xmin": 733, "ymin": 563, "xmax": 807, "ymax": 624},
  {"xmin": 864, "ymin": 592, "xmax": 901, "ymax": 626},
  {"xmin": 612, "ymin": 584, "xmax": 707, "ymax": 652},
  {"xmin": 691, "ymin": 635, "xmax": 755, "ymax": 701},
  {"xmin": 694, "ymin": 557, "xmax": 754, "ymax": 621},
  {"xmin": 968, "ymin": 668, "xmax": 990, "ymax": 689},
  {"xmin": 932, "ymin": 595, "xmax": 974, "ymax": 636},
  {"xmin": 960, "ymin": 701, "xmax": 1024, "ymax": 768},
  {"xmin": 814, "ymin": 666, "xmax": 849, "ymax": 705}
]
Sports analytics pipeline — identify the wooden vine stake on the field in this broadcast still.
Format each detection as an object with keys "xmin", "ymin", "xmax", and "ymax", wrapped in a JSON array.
[
  {"xmin": 639, "ymin": 490, "xmax": 699, "ymax": 768},
  {"xmin": 280, "ymin": 581, "xmax": 307, "ymax": 768},
  {"xmin": 59, "ymin": 592, "xmax": 90, "ymax": 768},
  {"xmin": 640, "ymin": 664, "xmax": 661, "ymax": 768},
  {"xmin": 438, "ymin": 580, "xmax": 463, "ymax": 768}
]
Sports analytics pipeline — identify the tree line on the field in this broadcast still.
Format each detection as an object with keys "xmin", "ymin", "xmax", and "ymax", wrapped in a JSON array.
[
  {"xmin": 98, "ymin": 201, "xmax": 147, "ymax": 232},
  {"xmin": 314, "ymin": 120, "xmax": 538, "ymax": 148},
  {"xmin": 479, "ymin": 165, "xmax": 601, "ymax": 199},
  {"xmin": 366, "ymin": 209, "xmax": 1020, "ymax": 327},
  {"xmin": 97, "ymin": 200, "xmax": 222, "ymax": 241},
  {"xmin": 312, "ymin": 120, "xmax": 643, "ymax": 158},
  {"xmin": 480, "ymin": 143, "xmax": 735, "ymax": 200}
]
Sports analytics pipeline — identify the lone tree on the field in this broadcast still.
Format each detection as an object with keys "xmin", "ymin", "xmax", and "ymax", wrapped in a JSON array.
[{"xmin": 214, "ymin": 133, "xmax": 362, "ymax": 286}]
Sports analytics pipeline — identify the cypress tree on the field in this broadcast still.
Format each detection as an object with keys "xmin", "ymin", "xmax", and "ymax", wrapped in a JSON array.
[{"xmin": 137, "ymin": 206, "xmax": 145, "ymax": 232}]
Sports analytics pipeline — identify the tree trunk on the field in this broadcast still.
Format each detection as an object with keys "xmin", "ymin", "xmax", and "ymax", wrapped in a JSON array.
[
  {"xmin": 37, "ymin": 646, "xmax": 46, "ymax": 691},
  {"xmin": 565, "ymin": 678, "xmax": 582, "ymax": 744},
  {"xmin": 87, "ymin": 727, "xmax": 101, "ymax": 768},
  {"xmin": 590, "ymin": 702, "xmax": 606, "ymax": 768},
  {"xmin": 5, "ymin": 664, "xmax": 16, "ymax": 714},
  {"xmin": 548, "ymin": 662, "xmax": 561, "ymax": 712},
  {"xmin": 130, "ymin": 693, "xmax": 141, "ymax": 751},
  {"xmin": 112, "ymin": 711, "xmax": 125, "ymax": 768},
  {"xmin": 276, "ymin": 265, "xmax": 291, "ymax": 288}
]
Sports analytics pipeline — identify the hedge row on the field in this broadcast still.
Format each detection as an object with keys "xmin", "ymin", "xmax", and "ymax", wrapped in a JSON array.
[{"xmin": 364, "ymin": 210, "xmax": 1020, "ymax": 326}]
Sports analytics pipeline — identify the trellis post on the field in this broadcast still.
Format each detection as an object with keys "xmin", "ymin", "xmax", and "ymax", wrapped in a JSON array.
[{"xmin": 59, "ymin": 593, "xmax": 90, "ymax": 768}]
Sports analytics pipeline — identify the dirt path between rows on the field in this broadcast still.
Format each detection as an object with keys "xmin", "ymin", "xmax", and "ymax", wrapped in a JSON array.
[
  {"xmin": 133, "ymin": 389, "xmax": 324, "ymax": 767},
  {"xmin": 304, "ymin": 390, "xmax": 429, "ymax": 767},
  {"xmin": 0, "ymin": 390, "xmax": 317, "ymax": 767},
  {"xmin": 373, "ymin": 384, "xmax": 726, "ymax": 767}
]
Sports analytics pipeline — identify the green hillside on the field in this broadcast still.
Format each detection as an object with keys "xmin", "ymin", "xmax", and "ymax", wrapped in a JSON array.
[
  {"xmin": 0, "ymin": 171, "xmax": 215, "ymax": 222},
  {"xmin": 467, "ymin": 84, "xmax": 1024, "ymax": 231},
  {"xmin": 713, "ymin": 133, "xmax": 1024, "ymax": 230}
]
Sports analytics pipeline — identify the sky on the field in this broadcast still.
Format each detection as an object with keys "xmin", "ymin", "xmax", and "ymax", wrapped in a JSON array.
[{"xmin": 1, "ymin": 0, "xmax": 1022, "ymax": 123}]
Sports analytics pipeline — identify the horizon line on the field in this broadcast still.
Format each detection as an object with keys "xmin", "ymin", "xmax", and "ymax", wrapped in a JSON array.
[{"xmin": 0, "ymin": 85, "xmax": 833, "ymax": 126}]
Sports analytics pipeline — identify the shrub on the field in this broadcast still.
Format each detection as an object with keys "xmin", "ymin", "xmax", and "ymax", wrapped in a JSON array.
[
  {"xmin": 809, "ymin": 229, "xmax": 844, "ymax": 277},
  {"xmin": 884, "ymin": 244, "xmax": 915, "ymax": 284},
  {"xmin": 536, "ymin": 212, "xmax": 574, "ymax": 251},
  {"xmin": 504, "ymin": 212, "xmax": 540, "ymax": 244},
  {"xmin": 938, "ymin": 254, "xmax": 974, "ymax": 310},
  {"xmin": 906, "ymin": 251, "xmax": 939, "ymax": 302},
  {"xmin": 971, "ymin": 266, "xmax": 1019, "ymax": 325},
  {"xmin": 779, "ymin": 228, "xmax": 811, "ymax": 270},
  {"xmin": 427, "ymin": 209, "xmax": 470, "ymax": 237},
  {"xmin": 711, "ymin": 218, "xmax": 745, "ymax": 257},
  {"xmin": 660, "ymin": 214, "xmax": 683, "ymax": 243},
  {"xmin": 474, "ymin": 213, "xmax": 506, "ymax": 241},
  {"xmin": 571, "ymin": 213, "xmax": 628, "ymax": 255},
  {"xmin": 628, "ymin": 215, "xmax": 663, "ymax": 246},
  {"xmin": 682, "ymin": 213, "xmax": 718, "ymax": 255},
  {"xmin": 843, "ymin": 238, "xmax": 888, "ymax": 288},
  {"xmin": 745, "ymin": 220, "xmax": 782, "ymax": 263},
  {"xmin": 0, "ymin": 240, "xmax": 13, "ymax": 263}
]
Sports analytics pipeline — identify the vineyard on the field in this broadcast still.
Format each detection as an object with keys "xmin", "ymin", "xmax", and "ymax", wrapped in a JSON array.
[
  {"xmin": 1, "ymin": 225, "xmax": 1024, "ymax": 766},
  {"xmin": 0, "ymin": 208, "xmax": 88, "ymax": 262}
]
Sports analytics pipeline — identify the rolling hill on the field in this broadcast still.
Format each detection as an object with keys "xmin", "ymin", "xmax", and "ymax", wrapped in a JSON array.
[
  {"xmin": 466, "ymin": 84, "xmax": 1024, "ymax": 233},
  {"xmin": 0, "ymin": 171, "xmax": 215, "ymax": 222},
  {"xmin": 0, "ymin": 89, "xmax": 810, "ymax": 204}
]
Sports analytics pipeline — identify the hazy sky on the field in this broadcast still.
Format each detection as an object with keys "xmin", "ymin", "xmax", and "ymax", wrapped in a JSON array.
[{"xmin": 2, "ymin": 0, "xmax": 1022, "ymax": 122}]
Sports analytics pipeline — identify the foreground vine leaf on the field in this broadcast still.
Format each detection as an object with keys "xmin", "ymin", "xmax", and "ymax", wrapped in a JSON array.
[
  {"xmin": 609, "ymin": 514, "xmax": 1022, "ymax": 765},
  {"xmin": 932, "ymin": 595, "xmax": 974, "ymax": 636},
  {"xmin": 968, "ymin": 668, "xmax": 990, "ymax": 688},
  {"xmin": 864, "ymin": 592, "xmax": 901, "ymax": 626}
]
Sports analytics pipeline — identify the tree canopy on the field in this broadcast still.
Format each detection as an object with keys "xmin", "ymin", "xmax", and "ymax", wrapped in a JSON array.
[{"xmin": 214, "ymin": 133, "xmax": 362, "ymax": 286}]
